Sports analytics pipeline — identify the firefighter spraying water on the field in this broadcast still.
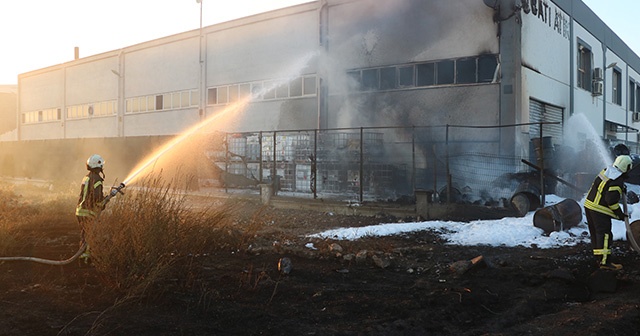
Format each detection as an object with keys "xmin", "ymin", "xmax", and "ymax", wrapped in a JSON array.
[
  {"xmin": 75, "ymin": 154, "xmax": 125, "ymax": 263},
  {"xmin": 0, "ymin": 154, "xmax": 126, "ymax": 265}
]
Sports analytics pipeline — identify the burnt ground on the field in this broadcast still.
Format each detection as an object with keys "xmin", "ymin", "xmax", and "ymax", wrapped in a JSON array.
[{"xmin": 1, "ymin": 192, "xmax": 640, "ymax": 335}]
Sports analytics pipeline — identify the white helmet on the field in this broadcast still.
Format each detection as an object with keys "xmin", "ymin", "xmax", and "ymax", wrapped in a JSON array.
[
  {"xmin": 614, "ymin": 155, "xmax": 633, "ymax": 173},
  {"xmin": 86, "ymin": 154, "xmax": 105, "ymax": 169}
]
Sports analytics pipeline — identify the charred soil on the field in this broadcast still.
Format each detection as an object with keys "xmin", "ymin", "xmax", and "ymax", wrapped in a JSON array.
[{"xmin": 1, "ymin": 193, "xmax": 640, "ymax": 335}]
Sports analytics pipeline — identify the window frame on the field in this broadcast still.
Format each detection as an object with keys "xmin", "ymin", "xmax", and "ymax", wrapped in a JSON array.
[{"xmin": 577, "ymin": 41, "xmax": 592, "ymax": 91}]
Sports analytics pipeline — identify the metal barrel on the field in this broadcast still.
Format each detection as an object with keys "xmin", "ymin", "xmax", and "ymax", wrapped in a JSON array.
[
  {"xmin": 510, "ymin": 182, "xmax": 541, "ymax": 217},
  {"xmin": 630, "ymin": 220, "xmax": 640, "ymax": 247},
  {"xmin": 533, "ymin": 198, "xmax": 582, "ymax": 234},
  {"xmin": 530, "ymin": 136, "xmax": 555, "ymax": 171}
]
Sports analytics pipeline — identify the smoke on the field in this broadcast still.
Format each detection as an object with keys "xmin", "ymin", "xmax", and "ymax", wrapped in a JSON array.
[{"xmin": 563, "ymin": 112, "xmax": 611, "ymax": 174}]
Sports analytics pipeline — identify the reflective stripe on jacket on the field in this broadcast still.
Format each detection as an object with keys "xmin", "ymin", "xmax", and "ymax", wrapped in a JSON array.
[
  {"xmin": 75, "ymin": 171, "xmax": 105, "ymax": 217},
  {"xmin": 584, "ymin": 168, "xmax": 625, "ymax": 219}
]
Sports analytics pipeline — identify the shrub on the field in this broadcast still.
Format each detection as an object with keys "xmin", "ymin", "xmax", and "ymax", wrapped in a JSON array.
[{"xmin": 86, "ymin": 174, "xmax": 235, "ymax": 297}]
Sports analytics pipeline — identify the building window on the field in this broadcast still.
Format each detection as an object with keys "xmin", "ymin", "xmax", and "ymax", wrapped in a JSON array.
[
  {"xmin": 379, "ymin": 67, "xmax": 397, "ymax": 90},
  {"xmin": 612, "ymin": 68, "xmax": 621, "ymax": 105},
  {"xmin": 303, "ymin": 76, "xmax": 316, "ymax": 95},
  {"xmin": 251, "ymin": 83, "xmax": 263, "ymax": 98},
  {"xmin": 637, "ymin": 86, "xmax": 640, "ymax": 112},
  {"xmin": 207, "ymin": 88, "xmax": 218, "ymax": 105},
  {"xmin": 362, "ymin": 69, "xmax": 379, "ymax": 90},
  {"xmin": 149, "ymin": 96, "xmax": 156, "ymax": 110},
  {"xmin": 416, "ymin": 63, "xmax": 435, "ymax": 86},
  {"xmin": 577, "ymin": 42, "xmax": 592, "ymax": 90},
  {"xmin": 218, "ymin": 86, "xmax": 229, "ymax": 104},
  {"xmin": 436, "ymin": 60, "xmax": 455, "ymax": 85},
  {"xmin": 275, "ymin": 83, "xmax": 288, "ymax": 98},
  {"xmin": 263, "ymin": 81, "xmax": 277, "ymax": 99},
  {"xmin": 456, "ymin": 58, "xmax": 476, "ymax": 84},
  {"xmin": 239, "ymin": 83, "xmax": 251, "ymax": 100},
  {"xmin": 290, "ymin": 77, "xmax": 303, "ymax": 97},
  {"xmin": 478, "ymin": 54, "xmax": 497, "ymax": 82},
  {"xmin": 190, "ymin": 90, "xmax": 199, "ymax": 107},
  {"xmin": 398, "ymin": 65, "xmax": 414, "ymax": 87},
  {"xmin": 181, "ymin": 91, "xmax": 190, "ymax": 108},
  {"xmin": 630, "ymin": 80, "xmax": 637, "ymax": 112},
  {"xmin": 155, "ymin": 95, "xmax": 163, "ymax": 110},
  {"xmin": 347, "ymin": 71, "xmax": 361, "ymax": 91}
]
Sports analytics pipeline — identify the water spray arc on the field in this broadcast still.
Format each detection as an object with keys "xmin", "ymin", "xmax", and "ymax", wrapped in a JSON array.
[{"xmin": 122, "ymin": 52, "xmax": 317, "ymax": 186}]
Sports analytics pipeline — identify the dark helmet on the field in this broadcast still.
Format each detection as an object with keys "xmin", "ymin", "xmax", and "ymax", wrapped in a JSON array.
[{"xmin": 613, "ymin": 144, "xmax": 630, "ymax": 156}]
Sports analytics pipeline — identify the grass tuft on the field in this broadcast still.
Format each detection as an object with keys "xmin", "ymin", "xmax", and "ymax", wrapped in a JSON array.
[{"xmin": 86, "ymin": 173, "xmax": 235, "ymax": 297}]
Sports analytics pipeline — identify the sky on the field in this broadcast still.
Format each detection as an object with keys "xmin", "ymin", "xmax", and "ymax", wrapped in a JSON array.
[
  {"xmin": 0, "ymin": 0, "xmax": 637, "ymax": 85},
  {"xmin": 306, "ymin": 193, "xmax": 640, "ymax": 250},
  {"xmin": 0, "ymin": 0, "xmax": 310, "ymax": 85}
]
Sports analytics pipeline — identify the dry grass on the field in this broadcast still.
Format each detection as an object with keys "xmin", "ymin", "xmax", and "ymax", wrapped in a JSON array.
[
  {"xmin": 86, "ymin": 174, "xmax": 238, "ymax": 297},
  {"xmin": 0, "ymin": 184, "xmax": 76, "ymax": 255}
]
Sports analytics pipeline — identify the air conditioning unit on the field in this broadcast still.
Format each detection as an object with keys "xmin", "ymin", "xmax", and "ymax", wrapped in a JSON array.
[
  {"xmin": 592, "ymin": 81, "xmax": 603, "ymax": 96},
  {"xmin": 593, "ymin": 67, "xmax": 603, "ymax": 81},
  {"xmin": 633, "ymin": 112, "xmax": 640, "ymax": 122}
]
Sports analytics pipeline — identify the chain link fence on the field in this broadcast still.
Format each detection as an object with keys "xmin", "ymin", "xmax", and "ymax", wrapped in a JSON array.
[{"xmin": 204, "ymin": 122, "xmax": 624, "ymax": 207}]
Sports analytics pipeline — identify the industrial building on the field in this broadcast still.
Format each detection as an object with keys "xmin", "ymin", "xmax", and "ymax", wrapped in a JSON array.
[{"xmin": 2, "ymin": 0, "xmax": 640, "ymax": 204}]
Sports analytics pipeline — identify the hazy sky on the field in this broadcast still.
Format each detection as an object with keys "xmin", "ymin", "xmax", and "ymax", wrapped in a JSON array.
[
  {"xmin": 0, "ymin": 0, "xmax": 637, "ymax": 85},
  {"xmin": 0, "ymin": 0, "xmax": 310, "ymax": 85}
]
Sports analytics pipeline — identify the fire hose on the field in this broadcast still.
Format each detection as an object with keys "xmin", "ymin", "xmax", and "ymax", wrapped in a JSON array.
[{"xmin": 0, "ymin": 183, "xmax": 125, "ymax": 265}]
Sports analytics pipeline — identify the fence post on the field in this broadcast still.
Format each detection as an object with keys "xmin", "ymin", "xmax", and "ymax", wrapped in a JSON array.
[
  {"xmin": 273, "ymin": 131, "xmax": 277, "ymax": 191},
  {"xmin": 224, "ymin": 132, "xmax": 229, "ymax": 194},
  {"xmin": 433, "ymin": 144, "xmax": 438, "ymax": 198},
  {"xmin": 412, "ymin": 126, "xmax": 416, "ymax": 194},
  {"xmin": 313, "ymin": 129, "xmax": 317, "ymax": 199},
  {"xmin": 259, "ymin": 131, "xmax": 263, "ymax": 182},
  {"xmin": 539, "ymin": 123, "xmax": 545, "ymax": 208},
  {"xmin": 359, "ymin": 127, "xmax": 364, "ymax": 203},
  {"xmin": 446, "ymin": 124, "xmax": 451, "ymax": 203}
]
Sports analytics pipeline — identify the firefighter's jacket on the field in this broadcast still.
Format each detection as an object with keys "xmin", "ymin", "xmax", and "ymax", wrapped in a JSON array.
[
  {"xmin": 584, "ymin": 166, "xmax": 626, "ymax": 220},
  {"xmin": 75, "ymin": 170, "xmax": 105, "ymax": 218}
]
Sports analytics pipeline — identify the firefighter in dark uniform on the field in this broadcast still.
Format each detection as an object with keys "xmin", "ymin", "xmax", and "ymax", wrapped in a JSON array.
[
  {"xmin": 75, "ymin": 154, "xmax": 111, "ymax": 262},
  {"xmin": 583, "ymin": 155, "xmax": 633, "ymax": 271}
]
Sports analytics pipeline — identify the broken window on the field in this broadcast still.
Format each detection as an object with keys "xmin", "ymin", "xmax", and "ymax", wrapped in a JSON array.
[{"xmin": 478, "ymin": 55, "xmax": 497, "ymax": 82}]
